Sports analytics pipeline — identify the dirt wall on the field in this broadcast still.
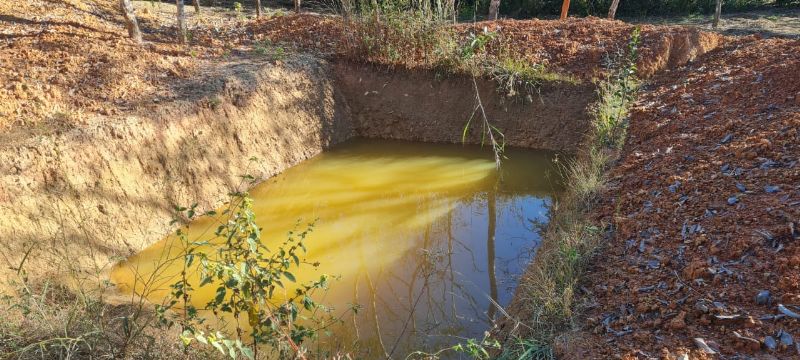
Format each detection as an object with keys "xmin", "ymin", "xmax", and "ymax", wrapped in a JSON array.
[
  {"xmin": 0, "ymin": 56, "xmax": 352, "ymax": 285},
  {"xmin": 333, "ymin": 63, "xmax": 597, "ymax": 152}
]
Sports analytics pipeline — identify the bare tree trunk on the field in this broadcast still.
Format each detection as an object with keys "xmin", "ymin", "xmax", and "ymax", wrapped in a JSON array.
[
  {"xmin": 372, "ymin": 0, "xmax": 380, "ymax": 23},
  {"xmin": 119, "ymin": 0, "xmax": 142, "ymax": 44},
  {"xmin": 560, "ymin": 0, "xmax": 570, "ymax": 20},
  {"xmin": 176, "ymin": 0, "xmax": 187, "ymax": 43},
  {"xmin": 713, "ymin": 0, "xmax": 722, "ymax": 28},
  {"xmin": 607, "ymin": 0, "xmax": 620, "ymax": 19},
  {"xmin": 192, "ymin": 0, "xmax": 200, "ymax": 13},
  {"xmin": 255, "ymin": 0, "xmax": 262, "ymax": 17},
  {"xmin": 488, "ymin": 0, "xmax": 500, "ymax": 20},
  {"xmin": 294, "ymin": 0, "xmax": 301, "ymax": 13}
]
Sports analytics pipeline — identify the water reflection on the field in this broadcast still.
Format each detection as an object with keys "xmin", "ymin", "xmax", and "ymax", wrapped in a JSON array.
[{"xmin": 111, "ymin": 139, "xmax": 563, "ymax": 358}]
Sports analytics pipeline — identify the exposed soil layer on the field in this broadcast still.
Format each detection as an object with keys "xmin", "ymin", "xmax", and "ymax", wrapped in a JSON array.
[
  {"xmin": 0, "ymin": 56, "xmax": 352, "ymax": 287},
  {"xmin": 333, "ymin": 62, "xmax": 595, "ymax": 151},
  {"xmin": 574, "ymin": 37, "xmax": 800, "ymax": 359}
]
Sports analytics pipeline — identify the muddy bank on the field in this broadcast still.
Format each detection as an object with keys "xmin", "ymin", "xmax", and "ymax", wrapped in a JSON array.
[
  {"xmin": 334, "ymin": 62, "xmax": 596, "ymax": 152},
  {"xmin": 0, "ymin": 56, "xmax": 352, "ymax": 285}
]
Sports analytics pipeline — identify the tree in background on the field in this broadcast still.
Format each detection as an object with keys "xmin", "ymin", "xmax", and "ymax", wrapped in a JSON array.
[
  {"xmin": 488, "ymin": 0, "xmax": 500, "ymax": 19},
  {"xmin": 176, "ymin": 0, "xmax": 187, "ymax": 43},
  {"xmin": 119, "ymin": 0, "xmax": 142, "ymax": 44},
  {"xmin": 193, "ymin": 0, "xmax": 200, "ymax": 13},
  {"xmin": 713, "ymin": 0, "xmax": 723, "ymax": 27},
  {"xmin": 560, "ymin": 0, "xmax": 569, "ymax": 19},
  {"xmin": 256, "ymin": 0, "xmax": 262, "ymax": 17},
  {"xmin": 607, "ymin": 0, "xmax": 620, "ymax": 19}
]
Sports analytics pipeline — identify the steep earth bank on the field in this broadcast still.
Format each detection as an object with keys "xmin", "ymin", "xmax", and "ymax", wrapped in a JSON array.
[
  {"xmin": 333, "ymin": 62, "xmax": 595, "ymax": 151},
  {"xmin": 0, "ymin": 56, "xmax": 352, "ymax": 286}
]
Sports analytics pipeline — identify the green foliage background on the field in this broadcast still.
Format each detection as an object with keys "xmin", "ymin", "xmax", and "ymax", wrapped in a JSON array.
[{"xmin": 455, "ymin": 0, "xmax": 793, "ymax": 19}]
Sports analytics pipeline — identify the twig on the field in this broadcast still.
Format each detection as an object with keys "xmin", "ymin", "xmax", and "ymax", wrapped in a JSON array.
[{"xmin": 470, "ymin": 77, "xmax": 504, "ymax": 169}]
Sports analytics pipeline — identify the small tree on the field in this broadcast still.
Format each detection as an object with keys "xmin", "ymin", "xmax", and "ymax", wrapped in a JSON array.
[
  {"xmin": 294, "ymin": 0, "xmax": 301, "ymax": 13},
  {"xmin": 119, "ymin": 0, "xmax": 143, "ymax": 44},
  {"xmin": 488, "ymin": 0, "xmax": 500, "ymax": 20},
  {"xmin": 560, "ymin": 0, "xmax": 570, "ymax": 20},
  {"xmin": 256, "ymin": 0, "xmax": 262, "ymax": 17},
  {"xmin": 193, "ymin": 0, "xmax": 200, "ymax": 13},
  {"xmin": 607, "ymin": 0, "xmax": 620, "ymax": 19},
  {"xmin": 158, "ymin": 194, "xmax": 334, "ymax": 359},
  {"xmin": 176, "ymin": 0, "xmax": 187, "ymax": 43},
  {"xmin": 713, "ymin": 0, "xmax": 723, "ymax": 28}
]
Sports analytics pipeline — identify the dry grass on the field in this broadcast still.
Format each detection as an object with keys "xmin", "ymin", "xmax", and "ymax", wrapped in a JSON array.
[{"xmin": 500, "ymin": 31, "xmax": 640, "ymax": 357}]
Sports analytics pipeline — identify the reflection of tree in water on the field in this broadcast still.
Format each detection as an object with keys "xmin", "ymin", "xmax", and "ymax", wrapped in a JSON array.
[{"xmin": 305, "ymin": 195, "xmax": 553, "ymax": 358}]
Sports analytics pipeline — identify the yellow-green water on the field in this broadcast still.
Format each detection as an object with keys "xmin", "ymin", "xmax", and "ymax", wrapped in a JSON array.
[{"xmin": 111, "ymin": 139, "xmax": 563, "ymax": 358}]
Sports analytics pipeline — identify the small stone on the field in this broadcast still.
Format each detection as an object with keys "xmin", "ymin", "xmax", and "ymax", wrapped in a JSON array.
[
  {"xmin": 756, "ymin": 290, "xmax": 772, "ymax": 305},
  {"xmin": 669, "ymin": 181, "xmax": 681, "ymax": 193},
  {"xmin": 764, "ymin": 185, "xmax": 780, "ymax": 193},
  {"xmin": 728, "ymin": 196, "xmax": 739, "ymax": 205},
  {"xmin": 760, "ymin": 159, "xmax": 779, "ymax": 169},
  {"xmin": 778, "ymin": 304, "xmax": 800, "ymax": 319},
  {"xmin": 695, "ymin": 300, "xmax": 710, "ymax": 313},
  {"xmin": 720, "ymin": 133, "xmax": 733, "ymax": 144},
  {"xmin": 694, "ymin": 337, "xmax": 718, "ymax": 354},
  {"xmin": 736, "ymin": 182, "xmax": 747, "ymax": 192},
  {"xmin": 778, "ymin": 330, "xmax": 793, "ymax": 346},
  {"xmin": 765, "ymin": 336, "xmax": 778, "ymax": 351}
]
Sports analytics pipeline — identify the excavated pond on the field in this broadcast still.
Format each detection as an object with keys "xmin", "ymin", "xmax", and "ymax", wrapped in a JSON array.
[{"xmin": 111, "ymin": 139, "xmax": 565, "ymax": 357}]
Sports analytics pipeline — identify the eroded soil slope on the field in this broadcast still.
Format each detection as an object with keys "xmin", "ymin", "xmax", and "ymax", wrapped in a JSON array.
[{"xmin": 578, "ymin": 37, "xmax": 800, "ymax": 359}]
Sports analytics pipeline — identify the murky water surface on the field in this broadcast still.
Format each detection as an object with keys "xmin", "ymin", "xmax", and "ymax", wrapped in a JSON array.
[{"xmin": 112, "ymin": 139, "xmax": 563, "ymax": 358}]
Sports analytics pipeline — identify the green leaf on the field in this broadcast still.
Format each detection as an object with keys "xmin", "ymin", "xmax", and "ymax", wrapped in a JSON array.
[
  {"xmin": 214, "ymin": 286, "xmax": 226, "ymax": 304},
  {"xmin": 283, "ymin": 271, "xmax": 296, "ymax": 282},
  {"xmin": 238, "ymin": 341, "xmax": 255, "ymax": 360},
  {"xmin": 185, "ymin": 253, "xmax": 194, "ymax": 267},
  {"xmin": 211, "ymin": 340, "xmax": 225, "ymax": 355}
]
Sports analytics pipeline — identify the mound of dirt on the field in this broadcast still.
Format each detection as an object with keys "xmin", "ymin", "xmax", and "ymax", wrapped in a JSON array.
[{"xmin": 577, "ymin": 36, "xmax": 800, "ymax": 359}]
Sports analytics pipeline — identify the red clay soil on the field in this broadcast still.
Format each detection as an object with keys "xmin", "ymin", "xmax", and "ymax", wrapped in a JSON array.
[
  {"xmin": 1, "ymin": 1, "xmax": 720, "ymax": 136},
  {"xmin": 575, "ymin": 37, "xmax": 800, "ymax": 359},
  {"xmin": 249, "ymin": 14, "xmax": 722, "ymax": 79},
  {"xmin": 0, "ymin": 0, "xmax": 242, "ymax": 136}
]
